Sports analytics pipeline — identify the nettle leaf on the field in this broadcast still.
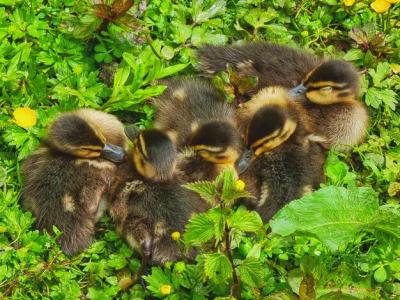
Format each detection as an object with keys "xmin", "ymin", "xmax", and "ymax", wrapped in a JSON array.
[
  {"xmin": 237, "ymin": 257, "xmax": 264, "ymax": 288},
  {"xmin": 207, "ymin": 208, "xmax": 226, "ymax": 242},
  {"xmin": 270, "ymin": 186, "xmax": 379, "ymax": 251},
  {"xmin": 203, "ymin": 252, "xmax": 232, "ymax": 282},
  {"xmin": 183, "ymin": 181, "xmax": 217, "ymax": 204},
  {"xmin": 184, "ymin": 212, "xmax": 215, "ymax": 245},
  {"xmin": 228, "ymin": 206, "xmax": 263, "ymax": 233}
]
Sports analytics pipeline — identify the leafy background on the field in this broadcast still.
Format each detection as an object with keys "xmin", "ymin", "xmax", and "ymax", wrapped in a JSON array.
[{"xmin": 0, "ymin": 0, "xmax": 399, "ymax": 299}]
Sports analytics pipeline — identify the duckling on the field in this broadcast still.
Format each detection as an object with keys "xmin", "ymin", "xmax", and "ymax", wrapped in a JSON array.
[
  {"xmin": 153, "ymin": 78, "xmax": 246, "ymax": 181},
  {"xmin": 238, "ymin": 87, "xmax": 327, "ymax": 222},
  {"xmin": 22, "ymin": 109, "xmax": 127, "ymax": 255},
  {"xmin": 109, "ymin": 128, "xmax": 208, "ymax": 267},
  {"xmin": 197, "ymin": 42, "xmax": 368, "ymax": 149}
]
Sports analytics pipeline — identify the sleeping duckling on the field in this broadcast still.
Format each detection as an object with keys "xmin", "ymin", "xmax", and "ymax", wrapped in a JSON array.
[
  {"xmin": 22, "ymin": 109, "xmax": 126, "ymax": 255},
  {"xmin": 109, "ymin": 128, "xmax": 208, "ymax": 267},
  {"xmin": 238, "ymin": 87, "xmax": 327, "ymax": 222},
  {"xmin": 153, "ymin": 78, "xmax": 246, "ymax": 181},
  {"xmin": 197, "ymin": 42, "xmax": 368, "ymax": 150}
]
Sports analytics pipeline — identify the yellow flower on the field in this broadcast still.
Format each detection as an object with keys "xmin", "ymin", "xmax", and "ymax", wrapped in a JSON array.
[
  {"xmin": 13, "ymin": 107, "xmax": 37, "ymax": 128},
  {"xmin": 171, "ymin": 231, "xmax": 180, "ymax": 241},
  {"xmin": 371, "ymin": 0, "xmax": 391, "ymax": 13},
  {"xmin": 343, "ymin": 0, "xmax": 355, "ymax": 6},
  {"xmin": 160, "ymin": 284, "xmax": 172, "ymax": 295},
  {"xmin": 385, "ymin": 0, "xmax": 398, "ymax": 3},
  {"xmin": 234, "ymin": 179, "xmax": 246, "ymax": 192}
]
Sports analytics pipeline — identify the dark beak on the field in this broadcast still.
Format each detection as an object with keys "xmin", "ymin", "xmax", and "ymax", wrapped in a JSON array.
[
  {"xmin": 289, "ymin": 84, "xmax": 307, "ymax": 97},
  {"xmin": 101, "ymin": 144, "xmax": 126, "ymax": 164},
  {"xmin": 236, "ymin": 148, "xmax": 254, "ymax": 175}
]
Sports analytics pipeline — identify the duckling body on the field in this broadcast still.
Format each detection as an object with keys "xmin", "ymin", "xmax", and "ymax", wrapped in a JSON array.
[
  {"xmin": 198, "ymin": 43, "xmax": 368, "ymax": 149},
  {"xmin": 238, "ymin": 87, "xmax": 327, "ymax": 222},
  {"xmin": 109, "ymin": 129, "xmax": 208, "ymax": 265},
  {"xmin": 154, "ymin": 78, "xmax": 244, "ymax": 181},
  {"xmin": 22, "ymin": 109, "xmax": 126, "ymax": 255}
]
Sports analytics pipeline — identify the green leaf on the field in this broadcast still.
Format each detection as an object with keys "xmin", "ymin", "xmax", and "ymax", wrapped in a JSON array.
[
  {"xmin": 374, "ymin": 266, "xmax": 387, "ymax": 283},
  {"xmin": 343, "ymin": 49, "xmax": 364, "ymax": 61},
  {"xmin": 270, "ymin": 186, "xmax": 379, "ymax": 251},
  {"xmin": 193, "ymin": 0, "xmax": 226, "ymax": 24},
  {"xmin": 237, "ymin": 257, "xmax": 264, "ymax": 287},
  {"xmin": 157, "ymin": 63, "xmax": 189, "ymax": 79},
  {"xmin": 203, "ymin": 252, "xmax": 232, "ymax": 282},
  {"xmin": 143, "ymin": 267, "xmax": 172, "ymax": 297},
  {"xmin": 365, "ymin": 87, "xmax": 397, "ymax": 110},
  {"xmin": 228, "ymin": 206, "xmax": 263, "ymax": 233},
  {"xmin": 183, "ymin": 181, "xmax": 217, "ymax": 204},
  {"xmin": 184, "ymin": 212, "xmax": 215, "ymax": 245}
]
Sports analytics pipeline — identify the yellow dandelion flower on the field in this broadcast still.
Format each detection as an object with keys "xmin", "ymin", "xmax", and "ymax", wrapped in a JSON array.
[
  {"xmin": 234, "ymin": 179, "xmax": 246, "ymax": 192},
  {"xmin": 371, "ymin": 0, "xmax": 391, "ymax": 13},
  {"xmin": 160, "ymin": 284, "xmax": 172, "ymax": 295},
  {"xmin": 385, "ymin": 0, "xmax": 398, "ymax": 3},
  {"xmin": 171, "ymin": 231, "xmax": 181, "ymax": 241},
  {"xmin": 13, "ymin": 107, "xmax": 37, "ymax": 128},
  {"xmin": 343, "ymin": 0, "xmax": 355, "ymax": 6}
]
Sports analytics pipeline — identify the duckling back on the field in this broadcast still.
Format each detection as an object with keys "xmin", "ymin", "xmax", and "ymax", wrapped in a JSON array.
[
  {"xmin": 197, "ymin": 42, "xmax": 319, "ymax": 94},
  {"xmin": 154, "ymin": 78, "xmax": 236, "ymax": 148}
]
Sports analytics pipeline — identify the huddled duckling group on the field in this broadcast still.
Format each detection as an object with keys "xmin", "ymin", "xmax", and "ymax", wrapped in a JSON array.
[{"xmin": 21, "ymin": 42, "xmax": 368, "ymax": 266}]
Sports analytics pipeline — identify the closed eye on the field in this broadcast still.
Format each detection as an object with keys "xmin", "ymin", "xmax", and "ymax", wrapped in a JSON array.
[{"xmin": 320, "ymin": 86, "xmax": 333, "ymax": 92}]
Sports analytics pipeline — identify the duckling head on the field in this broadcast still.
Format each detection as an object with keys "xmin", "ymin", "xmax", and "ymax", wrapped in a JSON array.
[
  {"xmin": 130, "ymin": 129, "xmax": 177, "ymax": 182},
  {"xmin": 247, "ymin": 103, "xmax": 297, "ymax": 157},
  {"xmin": 189, "ymin": 121, "xmax": 243, "ymax": 169},
  {"xmin": 290, "ymin": 60, "xmax": 360, "ymax": 105},
  {"xmin": 46, "ymin": 113, "xmax": 125, "ymax": 163}
]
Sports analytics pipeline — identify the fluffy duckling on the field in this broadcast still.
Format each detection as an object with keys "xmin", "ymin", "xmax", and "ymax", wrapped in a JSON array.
[
  {"xmin": 22, "ymin": 109, "xmax": 127, "ymax": 255},
  {"xmin": 197, "ymin": 42, "xmax": 368, "ymax": 150},
  {"xmin": 153, "ymin": 78, "xmax": 246, "ymax": 181},
  {"xmin": 109, "ymin": 128, "xmax": 208, "ymax": 267},
  {"xmin": 238, "ymin": 87, "xmax": 327, "ymax": 222}
]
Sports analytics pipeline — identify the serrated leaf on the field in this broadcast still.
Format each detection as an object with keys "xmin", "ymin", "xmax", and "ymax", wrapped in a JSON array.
[
  {"xmin": 184, "ymin": 212, "xmax": 215, "ymax": 245},
  {"xmin": 203, "ymin": 252, "xmax": 232, "ymax": 282},
  {"xmin": 228, "ymin": 206, "xmax": 263, "ymax": 233},
  {"xmin": 193, "ymin": 0, "xmax": 226, "ymax": 24},
  {"xmin": 270, "ymin": 186, "xmax": 379, "ymax": 251},
  {"xmin": 183, "ymin": 181, "xmax": 217, "ymax": 204},
  {"xmin": 237, "ymin": 257, "xmax": 264, "ymax": 287}
]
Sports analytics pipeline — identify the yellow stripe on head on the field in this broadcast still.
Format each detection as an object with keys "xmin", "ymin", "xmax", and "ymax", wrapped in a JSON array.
[
  {"xmin": 138, "ymin": 134, "xmax": 148, "ymax": 159},
  {"xmin": 251, "ymin": 118, "xmax": 297, "ymax": 156},
  {"xmin": 308, "ymin": 81, "xmax": 348, "ymax": 89}
]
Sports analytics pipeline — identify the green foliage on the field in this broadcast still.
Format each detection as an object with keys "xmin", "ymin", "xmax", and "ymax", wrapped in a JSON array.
[{"xmin": 1, "ymin": 0, "xmax": 400, "ymax": 299}]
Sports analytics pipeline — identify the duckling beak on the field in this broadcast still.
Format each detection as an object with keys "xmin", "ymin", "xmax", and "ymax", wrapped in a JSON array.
[
  {"xmin": 101, "ymin": 144, "xmax": 126, "ymax": 163},
  {"xmin": 289, "ymin": 84, "xmax": 307, "ymax": 97},
  {"xmin": 236, "ymin": 148, "xmax": 254, "ymax": 175}
]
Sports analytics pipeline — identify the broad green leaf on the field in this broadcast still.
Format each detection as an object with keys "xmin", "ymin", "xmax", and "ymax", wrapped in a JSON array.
[
  {"xmin": 184, "ymin": 212, "xmax": 215, "ymax": 245},
  {"xmin": 203, "ymin": 252, "xmax": 232, "ymax": 282},
  {"xmin": 111, "ymin": 64, "xmax": 130, "ymax": 97},
  {"xmin": 143, "ymin": 267, "xmax": 172, "ymax": 297},
  {"xmin": 228, "ymin": 206, "xmax": 263, "ymax": 233},
  {"xmin": 270, "ymin": 186, "xmax": 379, "ymax": 251},
  {"xmin": 237, "ymin": 257, "xmax": 264, "ymax": 287}
]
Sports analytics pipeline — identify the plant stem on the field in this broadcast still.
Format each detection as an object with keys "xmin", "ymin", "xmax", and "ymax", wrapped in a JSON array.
[{"xmin": 224, "ymin": 223, "xmax": 241, "ymax": 300}]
